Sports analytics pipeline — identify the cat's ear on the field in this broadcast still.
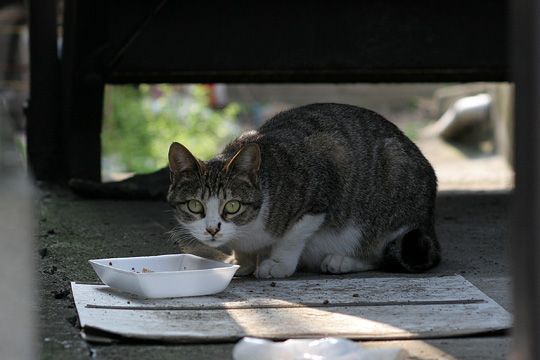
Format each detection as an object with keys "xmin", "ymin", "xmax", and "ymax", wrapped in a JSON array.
[
  {"xmin": 225, "ymin": 143, "xmax": 261, "ymax": 175},
  {"xmin": 168, "ymin": 142, "xmax": 204, "ymax": 175}
]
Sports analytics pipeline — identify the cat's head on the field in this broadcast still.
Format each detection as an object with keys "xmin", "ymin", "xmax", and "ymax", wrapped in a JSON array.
[{"xmin": 167, "ymin": 142, "xmax": 262, "ymax": 247}]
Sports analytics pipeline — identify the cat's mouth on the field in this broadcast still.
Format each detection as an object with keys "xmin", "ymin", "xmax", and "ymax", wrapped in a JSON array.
[
  {"xmin": 200, "ymin": 234, "xmax": 228, "ymax": 248},
  {"xmin": 204, "ymin": 239, "xmax": 226, "ymax": 248}
]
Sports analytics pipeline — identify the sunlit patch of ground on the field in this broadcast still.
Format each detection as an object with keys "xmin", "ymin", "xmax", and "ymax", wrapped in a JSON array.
[{"xmin": 416, "ymin": 137, "xmax": 513, "ymax": 192}]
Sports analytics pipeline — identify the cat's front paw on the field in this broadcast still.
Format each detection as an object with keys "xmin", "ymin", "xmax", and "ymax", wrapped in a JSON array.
[
  {"xmin": 236, "ymin": 263, "xmax": 256, "ymax": 276},
  {"xmin": 226, "ymin": 253, "xmax": 256, "ymax": 276},
  {"xmin": 254, "ymin": 258, "xmax": 295, "ymax": 279}
]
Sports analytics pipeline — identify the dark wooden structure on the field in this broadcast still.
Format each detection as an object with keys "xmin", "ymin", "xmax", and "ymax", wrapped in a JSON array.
[{"xmin": 28, "ymin": 0, "xmax": 508, "ymax": 182}]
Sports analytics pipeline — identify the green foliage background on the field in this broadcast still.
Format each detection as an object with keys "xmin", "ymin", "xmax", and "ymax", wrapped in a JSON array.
[{"xmin": 102, "ymin": 85, "xmax": 241, "ymax": 173}]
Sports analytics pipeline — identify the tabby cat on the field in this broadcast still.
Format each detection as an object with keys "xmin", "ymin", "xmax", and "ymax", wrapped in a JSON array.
[{"xmin": 167, "ymin": 103, "xmax": 440, "ymax": 278}]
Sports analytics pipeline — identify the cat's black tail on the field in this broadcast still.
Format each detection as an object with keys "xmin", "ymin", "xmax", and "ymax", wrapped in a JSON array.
[
  {"xmin": 69, "ymin": 168, "xmax": 170, "ymax": 200},
  {"xmin": 381, "ymin": 227, "xmax": 441, "ymax": 273}
]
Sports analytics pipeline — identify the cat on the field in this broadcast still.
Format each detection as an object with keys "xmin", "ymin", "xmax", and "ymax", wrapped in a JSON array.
[{"xmin": 167, "ymin": 103, "xmax": 440, "ymax": 278}]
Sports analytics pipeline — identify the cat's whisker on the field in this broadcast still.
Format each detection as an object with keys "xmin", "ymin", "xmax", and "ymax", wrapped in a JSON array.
[{"xmin": 167, "ymin": 224, "xmax": 199, "ymax": 247}]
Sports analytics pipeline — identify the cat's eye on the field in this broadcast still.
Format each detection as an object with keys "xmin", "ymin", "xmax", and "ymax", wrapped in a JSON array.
[
  {"xmin": 224, "ymin": 200, "xmax": 241, "ymax": 214},
  {"xmin": 187, "ymin": 200, "xmax": 204, "ymax": 214}
]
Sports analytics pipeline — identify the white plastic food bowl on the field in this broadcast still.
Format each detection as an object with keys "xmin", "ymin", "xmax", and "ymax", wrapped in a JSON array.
[{"xmin": 89, "ymin": 254, "xmax": 239, "ymax": 298}]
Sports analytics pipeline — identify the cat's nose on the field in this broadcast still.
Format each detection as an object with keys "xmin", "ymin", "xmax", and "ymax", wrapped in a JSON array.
[{"xmin": 206, "ymin": 223, "xmax": 221, "ymax": 236}]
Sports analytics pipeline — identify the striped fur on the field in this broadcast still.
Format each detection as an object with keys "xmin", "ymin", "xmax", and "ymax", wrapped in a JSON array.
[{"xmin": 168, "ymin": 103, "xmax": 440, "ymax": 278}]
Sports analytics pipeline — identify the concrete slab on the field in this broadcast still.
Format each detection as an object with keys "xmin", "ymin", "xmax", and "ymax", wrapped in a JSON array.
[{"xmin": 37, "ymin": 188, "xmax": 512, "ymax": 359}]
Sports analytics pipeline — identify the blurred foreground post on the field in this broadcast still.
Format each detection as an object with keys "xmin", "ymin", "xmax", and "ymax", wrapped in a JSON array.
[
  {"xmin": 0, "ymin": 100, "xmax": 37, "ymax": 358},
  {"xmin": 511, "ymin": 0, "xmax": 540, "ymax": 358}
]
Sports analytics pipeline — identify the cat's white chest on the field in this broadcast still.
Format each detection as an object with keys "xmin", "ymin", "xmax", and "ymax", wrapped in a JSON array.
[
  {"xmin": 231, "ymin": 204, "xmax": 327, "ymax": 255},
  {"xmin": 231, "ymin": 200, "xmax": 274, "ymax": 253},
  {"xmin": 233, "ymin": 227, "xmax": 274, "ymax": 253}
]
